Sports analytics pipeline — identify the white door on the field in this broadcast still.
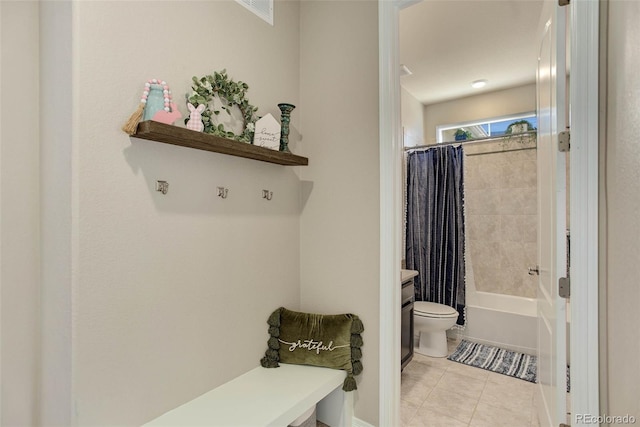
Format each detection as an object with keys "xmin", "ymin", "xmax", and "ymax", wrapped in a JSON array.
[{"xmin": 536, "ymin": 3, "xmax": 568, "ymax": 427}]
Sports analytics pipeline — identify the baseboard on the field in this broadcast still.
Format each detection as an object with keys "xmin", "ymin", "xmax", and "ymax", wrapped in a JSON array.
[{"xmin": 352, "ymin": 417, "xmax": 375, "ymax": 427}]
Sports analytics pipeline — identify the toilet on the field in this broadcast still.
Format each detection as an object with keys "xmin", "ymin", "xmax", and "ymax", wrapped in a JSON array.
[{"xmin": 414, "ymin": 301, "xmax": 459, "ymax": 357}]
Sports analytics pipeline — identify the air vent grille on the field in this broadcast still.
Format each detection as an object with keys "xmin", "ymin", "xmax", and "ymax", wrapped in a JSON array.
[{"xmin": 235, "ymin": 0, "xmax": 273, "ymax": 25}]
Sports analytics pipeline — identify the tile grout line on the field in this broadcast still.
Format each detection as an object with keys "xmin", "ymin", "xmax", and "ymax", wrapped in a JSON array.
[
  {"xmin": 465, "ymin": 369, "xmax": 491, "ymax": 426},
  {"xmin": 403, "ymin": 339, "xmax": 540, "ymax": 427}
]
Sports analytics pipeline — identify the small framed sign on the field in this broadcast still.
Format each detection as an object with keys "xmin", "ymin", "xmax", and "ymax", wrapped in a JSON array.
[{"xmin": 253, "ymin": 113, "xmax": 280, "ymax": 150}]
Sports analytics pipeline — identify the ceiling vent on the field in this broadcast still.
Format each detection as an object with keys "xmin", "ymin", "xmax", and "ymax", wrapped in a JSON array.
[{"xmin": 235, "ymin": 0, "xmax": 273, "ymax": 26}]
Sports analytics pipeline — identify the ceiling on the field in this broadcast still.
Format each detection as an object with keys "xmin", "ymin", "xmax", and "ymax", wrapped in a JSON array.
[{"xmin": 399, "ymin": 0, "xmax": 545, "ymax": 106}]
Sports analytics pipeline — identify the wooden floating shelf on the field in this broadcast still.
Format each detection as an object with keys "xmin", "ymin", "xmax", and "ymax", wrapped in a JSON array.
[{"xmin": 132, "ymin": 121, "xmax": 308, "ymax": 166}]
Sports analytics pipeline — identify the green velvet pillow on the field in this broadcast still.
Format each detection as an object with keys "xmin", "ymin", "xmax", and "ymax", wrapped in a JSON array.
[{"xmin": 260, "ymin": 307, "xmax": 364, "ymax": 391}]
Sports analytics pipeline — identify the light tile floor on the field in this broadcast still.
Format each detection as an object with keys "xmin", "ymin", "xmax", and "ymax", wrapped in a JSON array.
[{"xmin": 401, "ymin": 340, "xmax": 541, "ymax": 427}]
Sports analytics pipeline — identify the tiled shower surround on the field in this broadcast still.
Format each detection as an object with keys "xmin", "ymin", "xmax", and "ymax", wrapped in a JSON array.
[{"xmin": 463, "ymin": 136, "xmax": 538, "ymax": 298}]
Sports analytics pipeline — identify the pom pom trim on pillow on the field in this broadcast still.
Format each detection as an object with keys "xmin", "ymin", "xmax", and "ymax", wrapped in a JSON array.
[{"xmin": 260, "ymin": 307, "xmax": 364, "ymax": 392}]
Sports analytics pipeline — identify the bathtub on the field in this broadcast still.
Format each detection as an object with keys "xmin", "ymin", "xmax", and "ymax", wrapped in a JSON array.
[{"xmin": 450, "ymin": 291, "xmax": 538, "ymax": 355}]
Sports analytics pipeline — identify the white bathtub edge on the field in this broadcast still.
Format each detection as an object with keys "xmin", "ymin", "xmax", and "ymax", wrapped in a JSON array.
[
  {"xmin": 457, "ymin": 291, "xmax": 538, "ymax": 356},
  {"xmin": 447, "ymin": 330, "xmax": 537, "ymax": 356}
]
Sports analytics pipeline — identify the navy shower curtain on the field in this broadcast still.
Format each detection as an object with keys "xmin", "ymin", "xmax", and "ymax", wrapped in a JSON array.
[{"xmin": 405, "ymin": 146, "xmax": 466, "ymax": 326}]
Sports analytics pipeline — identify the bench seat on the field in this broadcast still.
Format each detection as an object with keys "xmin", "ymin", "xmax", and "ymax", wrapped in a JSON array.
[{"xmin": 143, "ymin": 364, "xmax": 352, "ymax": 427}]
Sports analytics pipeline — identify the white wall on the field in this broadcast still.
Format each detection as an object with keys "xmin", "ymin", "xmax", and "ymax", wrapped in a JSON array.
[
  {"xmin": 299, "ymin": 1, "xmax": 380, "ymax": 425},
  {"xmin": 0, "ymin": 2, "xmax": 41, "ymax": 425},
  {"xmin": 603, "ymin": 0, "xmax": 640, "ymax": 419},
  {"xmin": 423, "ymin": 83, "xmax": 536, "ymax": 144},
  {"xmin": 1, "ymin": 2, "xmax": 384, "ymax": 425},
  {"xmin": 44, "ymin": 2, "xmax": 302, "ymax": 425},
  {"xmin": 401, "ymin": 86, "xmax": 424, "ymax": 147}
]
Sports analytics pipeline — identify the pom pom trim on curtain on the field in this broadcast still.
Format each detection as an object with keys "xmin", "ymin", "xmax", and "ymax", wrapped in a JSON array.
[{"xmin": 405, "ymin": 145, "xmax": 466, "ymax": 326}]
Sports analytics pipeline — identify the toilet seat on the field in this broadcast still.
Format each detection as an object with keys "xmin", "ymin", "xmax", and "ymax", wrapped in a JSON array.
[{"xmin": 414, "ymin": 301, "xmax": 458, "ymax": 318}]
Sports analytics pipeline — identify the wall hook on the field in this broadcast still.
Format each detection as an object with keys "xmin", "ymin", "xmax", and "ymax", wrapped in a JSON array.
[
  {"xmin": 217, "ymin": 187, "xmax": 229, "ymax": 199},
  {"xmin": 262, "ymin": 189, "xmax": 273, "ymax": 201},
  {"xmin": 156, "ymin": 180, "xmax": 169, "ymax": 195}
]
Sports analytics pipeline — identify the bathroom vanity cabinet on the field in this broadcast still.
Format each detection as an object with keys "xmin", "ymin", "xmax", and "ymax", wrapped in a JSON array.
[{"xmin": 401, "ymin": 269, "xmax": 418, "ymax": 371}]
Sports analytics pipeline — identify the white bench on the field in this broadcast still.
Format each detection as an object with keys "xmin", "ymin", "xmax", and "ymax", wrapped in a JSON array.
[{"xmin": 143, "ymin": 364, "xmax": 353, "ymax": 427}]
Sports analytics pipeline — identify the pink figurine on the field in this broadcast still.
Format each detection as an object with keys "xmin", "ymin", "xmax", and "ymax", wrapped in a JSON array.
[
  {"xmin": 186, "ymin": 103, "xmax": 206, "ymax": 132},
  {"xmin": 152, "ymin": 102, "xmax": 182, "ymax": 125}
]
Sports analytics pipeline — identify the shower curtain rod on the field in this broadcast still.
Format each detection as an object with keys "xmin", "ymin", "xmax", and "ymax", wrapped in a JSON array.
[{"xmin": 404, "ymin": 131, "xmax": 537, "ymax": 151}]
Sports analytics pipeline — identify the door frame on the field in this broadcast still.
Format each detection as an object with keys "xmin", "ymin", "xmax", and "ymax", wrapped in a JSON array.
[
  {"xmin": 378, "ymin": 1, "xmax": 404, "ymax": 425},
  {"xmin": 568, "ymin": 0, "xmax": 601, "ymax": 421},
  {"xmin": 377, "ymin": 0, "xmax": 600, "ymax": 424}
]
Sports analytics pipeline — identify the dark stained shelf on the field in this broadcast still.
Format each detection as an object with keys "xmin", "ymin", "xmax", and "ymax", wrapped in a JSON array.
[{"xmin": 132, "ymin": 121, "xmax": 308, "ymax": 166}]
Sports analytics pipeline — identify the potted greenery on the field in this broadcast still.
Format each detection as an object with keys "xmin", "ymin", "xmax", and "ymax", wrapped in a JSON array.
[
  {"xmin": 454, "ymin": 128, "xmax": 472, "ymax": 141},
  {"xmin": 505, "ymin": 120, "xmax": 536, "ymax": 135}
]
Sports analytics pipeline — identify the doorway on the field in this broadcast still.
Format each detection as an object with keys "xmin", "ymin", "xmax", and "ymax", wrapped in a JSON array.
[
  {"xmin": 378, "ymin": 1, "xmax": 600, "ymax": 426},
  {"xmin": 399, "ymin": 2, "xmax": 548, "ymax": 425}
]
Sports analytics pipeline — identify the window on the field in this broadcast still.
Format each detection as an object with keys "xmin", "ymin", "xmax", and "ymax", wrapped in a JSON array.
[{"xmin": 437, "ymin": 112, "xmax": 537, "ymax": 143}]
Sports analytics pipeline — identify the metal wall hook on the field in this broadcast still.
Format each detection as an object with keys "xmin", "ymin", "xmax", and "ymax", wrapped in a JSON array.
[
  {"xmin": 217, "ymin": 187, "xmax": 229, "ymax": 199},
  {"xmin": 156, "ymin": 180, "xmax": 169, "ymax": 195},
  {"xmin": 262, "ymin": 190, "xmax": 273, "ymax": 201}
]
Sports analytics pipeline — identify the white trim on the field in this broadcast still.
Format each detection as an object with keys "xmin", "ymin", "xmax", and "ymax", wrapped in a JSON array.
[
  {"xmin": 379, "ymin": 1, "xmax": 403, "ymax": 426},
  {"xmin": 569, "ymin": 0, "xmax": 600, "ymax": 423},
  {"xmin": 352, "ymin": 417, "xmax": 376, "ymax": 427},
  {"xmin": 0, "ymin": 3, "xmax": 3, "ymax": 422}
]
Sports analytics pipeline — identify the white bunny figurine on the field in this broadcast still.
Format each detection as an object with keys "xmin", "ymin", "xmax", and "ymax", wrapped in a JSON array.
[{"xmin": 186, "ymin": 103, "xmax": 206, "ymax": 132}]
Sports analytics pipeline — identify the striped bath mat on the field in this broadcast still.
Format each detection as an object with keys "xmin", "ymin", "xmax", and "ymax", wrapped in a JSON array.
[{"xmin": 448, "ymin": 340, "xmax": 537, "ymax": 383}]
